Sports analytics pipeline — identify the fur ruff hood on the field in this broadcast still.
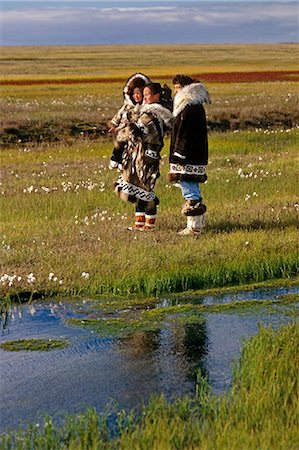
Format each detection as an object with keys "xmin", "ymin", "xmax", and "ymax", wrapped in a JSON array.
[
  {"xmin": 173, "ymin": 83, "xmax": 211, "ymax": 117},
  {"xmin": 141, "ymin": 103, "xmax": 173, "ymax": 127},
  {"xmin": 123, "ymin": 73, "xmax": 151, "ymax": 106}
]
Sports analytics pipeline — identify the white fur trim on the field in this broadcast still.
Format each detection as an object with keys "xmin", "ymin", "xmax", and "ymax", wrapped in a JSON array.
[
  {"xmin": 141, "ymin": 103, "xmax": 173, "ymax": 127},
  {"xmin": 173, "ymin": 83, "xmax": 211, "ymax": 118},
  {"xmin": 145, "ymin": 214, "xmax": 157, "ymax": 219},
  {"xmin": 123, "ymin": 73, "xmax": 151, "ymax": 106},
  {"xmin": 173, "ymin": 152, "xmax": 186, "ymax": 160}
]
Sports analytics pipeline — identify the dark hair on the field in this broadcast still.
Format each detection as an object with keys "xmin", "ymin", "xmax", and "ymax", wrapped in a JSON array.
[
  {"xmin": 161, "ymin": 84, "xmax": 173, "ymax": 111},
  {"xmin": 144, "ymin": 82, "xmax": 162, "ymax": 96},
  {"xmin": 127, "ymin": 78, "xmax": 147, "ymax": 98},
  {"xmin": 144, "ymin": 82, "xmax": 173, "ymax": 110},
  {"xmin": 172, "ymin": 74, "xmax": 194, "ymax": 87}
]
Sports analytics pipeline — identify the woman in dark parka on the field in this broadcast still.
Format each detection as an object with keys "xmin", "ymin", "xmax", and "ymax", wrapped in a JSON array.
[{"xmin": 168, "ymin": 75, "xmax": 211, "ymax": 235}]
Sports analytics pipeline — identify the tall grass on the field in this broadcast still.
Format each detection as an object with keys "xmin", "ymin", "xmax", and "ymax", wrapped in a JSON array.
[
  {"xmin": 2, "ymin": 44, "xmax": 298, "ymax": 78},
  {"xmin": 1, "ymin": 322, "xmax": 298, "ymax": 449},
  {"xmin": 2, "ymin": 79, "xmax": 298, "ymax": 134},
  {"xmin": 1, "ymin": 129, "xmax": 298, "ymax": 299},
  {"xmin": 1, "ymin": 44, "xmax": 298, "ymax": 143}
]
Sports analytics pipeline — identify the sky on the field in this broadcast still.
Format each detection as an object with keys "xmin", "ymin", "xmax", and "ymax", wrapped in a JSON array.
[{"xmin": 1, "ymin": 1, "xmax": 298, "ymax": 46}]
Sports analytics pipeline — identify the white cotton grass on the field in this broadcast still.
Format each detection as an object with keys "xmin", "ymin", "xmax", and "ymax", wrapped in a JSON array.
[
  {"xmin": 2, "ymin": 122, "xmax": 297, "ymax": 303},
  {"xmin": 48, "ymin": 272, "xmax": 63, "ymax": 285},
  {"xmin": 1, "ymin": 274, "xmax": 22, "ymax": 287},
  {"xmin": 78, "ymin": 210, "xmax": 127, "ymax": 226},
  {"xmin": 1, "ymin": 272, "xmax": 65, "ymax": 288},
  {"xmin": 0, "ymin": 272, "xmax": 36, "ymax": 285},
  {"xmin": 22, "ymin": 180, "xmax": 105, "ymax": 195}
]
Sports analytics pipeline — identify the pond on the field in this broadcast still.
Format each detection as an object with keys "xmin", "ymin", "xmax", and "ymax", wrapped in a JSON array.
[{"xmin": 0, "ymin": 285, "xmax": 298, "ymax": 431}]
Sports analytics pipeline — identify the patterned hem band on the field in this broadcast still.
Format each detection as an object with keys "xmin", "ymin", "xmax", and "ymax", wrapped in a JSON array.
[
  {"xmin": 117, "ymin": 178, "xmax": 155, "ymax": 202},
  {"xmin": 170, "ymin": 163, "xmax": 206, "ymax": 175}
]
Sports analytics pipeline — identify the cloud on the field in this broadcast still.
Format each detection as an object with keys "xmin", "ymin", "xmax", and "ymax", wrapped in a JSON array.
[{"xmin": 1, "ymin": 2, "xmax": 298, "ymax": 45}]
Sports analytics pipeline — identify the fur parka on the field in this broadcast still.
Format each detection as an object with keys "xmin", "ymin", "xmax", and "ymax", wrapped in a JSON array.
[
  {"xmin": 168, "ymin": 82, "xmax": 210, "ymax": 183},
  {"xmin": 109, "ymin": 73, "xmax": 151, "ymax": 146},
  {"xmin": 115, "ymin": 103, "xmax": 173, "ymax": 205}
]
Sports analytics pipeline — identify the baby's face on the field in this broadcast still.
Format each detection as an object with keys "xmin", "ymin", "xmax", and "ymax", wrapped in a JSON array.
[{"xmin": 133, "ymin": 88, "xmax": 143, "ymax": 103}]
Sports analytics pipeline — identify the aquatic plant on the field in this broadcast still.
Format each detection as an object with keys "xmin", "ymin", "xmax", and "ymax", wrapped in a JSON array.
[
  {"xmin": 66, "ymin": 292, "xmax": 298, "ymax": 338},
  {"xmin": 0, "ymin": 338, "xmax": 69, "ymax": 352}
]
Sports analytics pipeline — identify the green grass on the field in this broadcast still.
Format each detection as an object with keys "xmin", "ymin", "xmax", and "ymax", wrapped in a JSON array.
[
  {"xmin": 66, "ymin": 292, "xmax": 298, "ymax": 338},
  {"xmin": 0, "ymin": 338, "xmax": 69, "ymax": 351},
  {"xmin": 1, "ymin": 44, "xmax": 298, "ymax": 78},
  {"xmin": 1, "ymin": 44, "xmax": 298, "ymax": 449},
  {"xmin": 1, "ymin": 44, "xmax": 298, "ymax": 299},
  {"xmin": 1, "ymin": 79, "xmax": 297, "ymax": 140},
  {"xmin": 1, "ymin": 129, "xmax": 298, "ymax": 300},
  {"xmin": 1, "ymin": 322, "xmax": 298, "ymax": 449},
  {"xmin": 1, "ymin": 44, "xmax": 298, "ymax": 144}
]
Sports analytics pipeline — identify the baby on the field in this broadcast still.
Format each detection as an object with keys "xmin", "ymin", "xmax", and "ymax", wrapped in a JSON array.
[{"xmin": 108, "ymin": 73, "xmax": 151, "ymax": 170}]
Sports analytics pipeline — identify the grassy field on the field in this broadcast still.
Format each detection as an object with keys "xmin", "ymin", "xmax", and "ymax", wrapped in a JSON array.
[
  {"xmin": 2, "ymin": 44, "xmax": 299, "ymax": 78},
  {"xmin": 1, "ymin": 43, "xmax": 299, "ymax": 299},
  {"xmin": 1, "ymin": 321, "xmax": 298, "ymax": 449},
  {"xmin": 0, "ymin": 43, "xmax": 298, "ymax": 448},
  {"xmin": 1, "ymin": 129, "xmax": 298, "ymax": 299},
  {"xmin": 1, "ymin": 43, "xmax": 298, "ymax": 144}
]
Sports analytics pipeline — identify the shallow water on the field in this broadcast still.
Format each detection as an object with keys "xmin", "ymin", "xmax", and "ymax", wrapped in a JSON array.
[
  {"xmin": 156, "ymin": 285, "xmax": 299, "ymax": 308},
  {"xmin": 0, "ymin": 286, "xmax": 298, "ymax": 431}
]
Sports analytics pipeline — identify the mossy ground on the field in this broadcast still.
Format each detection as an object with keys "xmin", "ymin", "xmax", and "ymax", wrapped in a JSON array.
[{"xmin": 0, "ymin": 337, "xmax": 69, "ymax": 352}]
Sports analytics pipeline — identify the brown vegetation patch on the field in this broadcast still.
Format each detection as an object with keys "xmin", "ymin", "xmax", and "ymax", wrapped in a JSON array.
[
  {"xmin": 200, "ymin": 71, "xmax": 299, "ymax": 83},
  {"xmin": 1, "ymin": 71, "xmax": 298, "ymax": 85}
]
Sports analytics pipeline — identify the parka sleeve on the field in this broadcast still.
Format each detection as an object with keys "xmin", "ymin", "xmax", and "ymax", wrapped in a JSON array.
[
  {"xmin": 172, "ymin": 108, "xmax": 191, "ymax": 160},
  {"xmin": 110, "ymin": 105, "xmax": 126, "ymax": 127}
]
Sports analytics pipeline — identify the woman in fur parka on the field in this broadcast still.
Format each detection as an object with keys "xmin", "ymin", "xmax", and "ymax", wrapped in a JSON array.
[
  {"xmin": 108, "ymin": 73, "xmax": 151, "ymax": 170},
  {"xmin": 115, "ymin": 82, "xmax": 173, "ymax": 231},
  {"xmin": 168, "ymin": 75, "xmax": 211, "ymax": 235}
]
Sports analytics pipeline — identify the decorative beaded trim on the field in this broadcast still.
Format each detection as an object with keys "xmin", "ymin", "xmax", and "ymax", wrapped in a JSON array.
[
  {"xmin": 170, "ymin": 163, "xmax": 206, "ymax": 176},
  {"xmin": 116, "ymin": 177, "xmax": 155, "ymax": 202}
]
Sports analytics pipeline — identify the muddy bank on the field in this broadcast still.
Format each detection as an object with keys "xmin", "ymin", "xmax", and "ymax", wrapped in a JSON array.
[{"xmin": 2, "ymin": 109, "xmax": 298, "ymax": 146}]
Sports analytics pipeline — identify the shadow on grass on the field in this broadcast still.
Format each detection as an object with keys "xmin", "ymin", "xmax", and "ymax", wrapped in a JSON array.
[{"xmin": 207, "ymin": 217, "xmax": 299, "ymax": 233}]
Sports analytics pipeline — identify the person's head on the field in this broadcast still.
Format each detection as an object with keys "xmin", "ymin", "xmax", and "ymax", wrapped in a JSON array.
[
  {"xmin": 128, "ymin": 77, "xmax": 147, "ymax": 104},
  {"xmin": 172, "ymin": 74, "xmax": 194, "ymax": 94},
  {"xmin": 143, "ymin": 83, "xmax": 162, "ymax": 104},
  {"xmin": 132, "ymin": 87, "xmax": 143, "ymax": 104}
]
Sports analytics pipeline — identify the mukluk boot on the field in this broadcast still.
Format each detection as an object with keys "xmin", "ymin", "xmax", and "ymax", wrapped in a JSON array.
[
  {"xmin": 178, "ymin": 215, "xmax": 206, "ymax": 235},
  {"xmin": 144, "ymin": 214, "xmax": 156, "ymax": 231},
  {"xmin": 181, "ymin": 200, "xmax": 207, "ymax": 216},
  {"xmin": 134, "ymin": 212, "xmax": 145, "ymax": 230},
  {"xmin": 179, "ymin": 200, "xmax": 207, "ymax": 236}
]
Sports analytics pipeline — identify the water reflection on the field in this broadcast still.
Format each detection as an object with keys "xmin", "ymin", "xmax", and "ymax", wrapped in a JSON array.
[
  {"xmin": 112, "ymin": 320, "xmax": 208, "ymax": 399},
  {"xmin": 157, "ymin": 285, "xmax": 299, "ymax": 308},
  {"xmin": 184, "ymin": 322, "xmax": 208, "ymax": 374},
  {"xmin": 0, "ymin": 286, "xmax": 297, "ymax": 431}
]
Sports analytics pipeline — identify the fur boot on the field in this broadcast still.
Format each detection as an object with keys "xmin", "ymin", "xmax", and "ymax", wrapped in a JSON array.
[
  {"xmin": 134, "ymin": 212, "xmax": 145, "ymax": 230},
  {"xmin": 181, "ymin": 200, "xmax": 207, "ymax": 216},
  {"xmin": 144, "ymin": 214, "xmax": 156, "ymax": 231},
  {"xmin": 178, "ymin": 215, "xmax": 205, "ymax": 235}
]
